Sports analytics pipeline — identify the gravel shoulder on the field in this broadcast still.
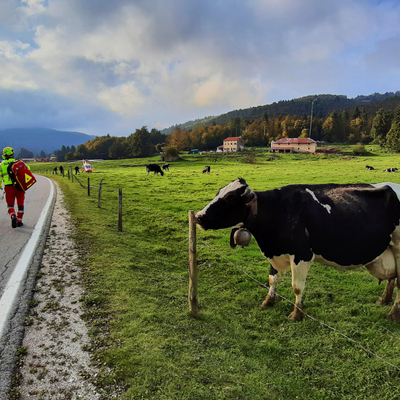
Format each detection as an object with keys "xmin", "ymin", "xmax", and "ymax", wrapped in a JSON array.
[{"xmin": 14, "ymin": 183, "xmax": 102, "ymax": 399}]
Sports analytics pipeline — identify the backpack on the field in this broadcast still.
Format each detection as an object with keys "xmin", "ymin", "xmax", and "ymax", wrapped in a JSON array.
[{"xmin": 7, "ymin": 160, "xmax": 37, "ymax": 191}]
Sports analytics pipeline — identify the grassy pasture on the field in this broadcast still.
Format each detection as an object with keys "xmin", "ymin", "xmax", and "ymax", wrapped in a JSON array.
[{"xmin": 33, "ymin": 146, "xmax": 400, "ymax": 399}]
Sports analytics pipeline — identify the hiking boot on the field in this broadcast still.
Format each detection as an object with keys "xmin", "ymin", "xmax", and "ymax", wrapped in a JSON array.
[
  {"xmin": 17, "ymin": 222, "xmax": 23, "ymax": 227},
  {"xmin": 11, "ymin": 215, "xmax": 17, "ymax": 228}
]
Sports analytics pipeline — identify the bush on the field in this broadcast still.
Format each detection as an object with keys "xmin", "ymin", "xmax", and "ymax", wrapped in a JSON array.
[{"xmin": 352, "ymin": 143, "xmax": 367, "ymax": 155}]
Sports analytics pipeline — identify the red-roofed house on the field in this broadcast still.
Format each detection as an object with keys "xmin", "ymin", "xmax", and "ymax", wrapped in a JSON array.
[
  {"xmin": 223, "ymin": 136, "xmax": 245, "ymax": 152},
  {"xmin": 271, "ymin": 138, "xmax": 317, "ymax": 154}
]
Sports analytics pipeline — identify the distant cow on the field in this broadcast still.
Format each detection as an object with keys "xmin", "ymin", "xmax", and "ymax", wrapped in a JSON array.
[
  {"xmin": 202, "ymin": 166, "xmax": 211, "ymax": 174},
  {"xmin": 196, "ymin": 178, "xmax": 400, "ymax": 321},
  {"xmin": 145, "ymin": 164, "xmax": 164, "ymax": 176},
  {"xmin": 366, "ymin": 165, "xmax": 375, "ymax": 170},
  {"xmin": 162, "ymin": 163, "xmax": 170, "ymax": 171},
  {"xmin": 384, "ymin": 168, "xmax": 398, "ymax": 173}
]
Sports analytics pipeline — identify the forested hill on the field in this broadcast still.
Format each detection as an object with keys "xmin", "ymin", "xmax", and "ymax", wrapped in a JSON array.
[
  {"xmin": 162, "ymin": 91, "xmax": 400, "ymax": 134},
  {"xmin": 0, "ymin": 128, "xmax": 95, "ymax": 157}
]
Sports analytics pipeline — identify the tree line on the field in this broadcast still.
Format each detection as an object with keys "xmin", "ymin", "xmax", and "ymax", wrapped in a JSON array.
[{"xmin": 53, "ymin": 104, "xmax": 400, "ymax": 161}]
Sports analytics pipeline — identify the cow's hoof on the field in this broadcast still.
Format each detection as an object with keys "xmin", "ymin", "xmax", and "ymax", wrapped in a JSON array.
[
  {"xmin": 261, "ymin": 296, "xmax": 275, "ymax": 308},
  {"xmin": 379, "ymin": 296, "xmax": 393, "ymax": 305},
  {"xmin": 288, "ymin": 310, "xmax": 303, "ymax": 322},
  {"xmin": 388, "ymin": 307, "xmax": 400, "ymax": 321}
]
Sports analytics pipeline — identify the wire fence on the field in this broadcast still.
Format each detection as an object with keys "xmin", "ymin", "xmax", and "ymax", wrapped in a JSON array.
[{"xmin": 37, "ymin": 168, "xmax": 400, "ymax": 371}]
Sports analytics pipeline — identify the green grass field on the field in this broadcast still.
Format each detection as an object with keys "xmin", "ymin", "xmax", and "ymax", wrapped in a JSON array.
[{"xmin": 32, "ymin": 146, "xmax": 400, "ymax": 399}]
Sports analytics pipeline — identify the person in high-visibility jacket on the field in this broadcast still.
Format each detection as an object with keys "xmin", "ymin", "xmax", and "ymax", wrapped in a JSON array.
[{"xmin": 0, "ymin": 147, "xmax": 25, "ymax": 228}]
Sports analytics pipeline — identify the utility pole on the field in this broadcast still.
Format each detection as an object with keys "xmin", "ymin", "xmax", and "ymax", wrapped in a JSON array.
[{"xmin": 309, "ymin": 98, "xmax": 317, "ymax": 138}]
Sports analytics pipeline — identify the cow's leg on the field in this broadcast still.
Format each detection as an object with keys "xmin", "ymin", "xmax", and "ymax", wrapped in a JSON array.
[
  {"xmin": 380, "ymin": 279, "xmax": 396, "ymax": 305},
  {"xmin": 388, "ymin": 241, "xmax": 400, "ymax": 320},
  {"xmin": 388, "ymin": 278, "xmax": 400, "ymax": 321},
  {"xmin": 289, "ymin": 260, "xmax": 311, "ymax": 321},
  {"xmin": 261, "ymin": 266, "xmax": 280, "ymax": 308}
]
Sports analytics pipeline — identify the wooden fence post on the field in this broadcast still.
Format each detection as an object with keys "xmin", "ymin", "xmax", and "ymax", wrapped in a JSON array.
[
  {"xmin": 68, "ymin": 170, "xmax": 70, "ymax": 180},
  {"xmin": 118, "ymin": 188, "xmax": 123, "ymax": 232},
  {"xmin": 98, "ymin": 180, "xmax": 103, "ymax": 208},
  {"xmin": 88, "ymin": 178, "xmax": 90, "ymax": 196},
  {"xmin": 188, "ymin": 210, "xmax": 198, "ymax": 316}
]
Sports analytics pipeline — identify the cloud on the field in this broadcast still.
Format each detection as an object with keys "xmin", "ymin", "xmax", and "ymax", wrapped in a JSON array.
[{"xmin": 0, "ymin": 0, "xmax": 399, "ymax": 135}]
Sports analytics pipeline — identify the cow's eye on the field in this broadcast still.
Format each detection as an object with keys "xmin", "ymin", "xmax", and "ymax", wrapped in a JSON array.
[{"xmin": 225, "ymin": 194, "xmax": 235, "ymax": 204}]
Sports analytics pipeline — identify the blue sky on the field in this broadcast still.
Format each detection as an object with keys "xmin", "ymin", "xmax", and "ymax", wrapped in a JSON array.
[{"xmin": 0, "ymin": 0, "xmax": 399, "ymax": 136}]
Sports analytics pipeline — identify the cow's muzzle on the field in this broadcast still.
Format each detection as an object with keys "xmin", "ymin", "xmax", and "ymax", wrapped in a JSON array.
[{"xmin": 194, "ymin": 213, "xmax": 206, "ymax": 230}]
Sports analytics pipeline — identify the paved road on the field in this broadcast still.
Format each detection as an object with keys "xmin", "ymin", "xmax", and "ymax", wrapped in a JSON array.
[{"xmin": 0, "ymin": 175, "xmax": 56, "ymax": 398}]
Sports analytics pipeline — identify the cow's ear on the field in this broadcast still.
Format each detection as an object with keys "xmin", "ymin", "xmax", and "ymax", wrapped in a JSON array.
[{"xmin": 241, "ymin": 188, "xmax": 255, "ymax": 204}]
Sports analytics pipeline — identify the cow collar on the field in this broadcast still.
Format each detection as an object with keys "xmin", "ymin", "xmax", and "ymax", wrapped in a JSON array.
[
  {"xmin": 229, "ymin": 192, "xmax": 257, "ymax": 249},
  {"xmin": 243, "ymin": 192, "xmax": 258, "ymax": 230}
]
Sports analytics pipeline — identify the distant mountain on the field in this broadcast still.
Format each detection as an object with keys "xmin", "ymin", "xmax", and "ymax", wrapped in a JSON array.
[
  {"xmin": 162, "ymin": 91, "xmax": 400, "ymax": 134},
  {"xmin": 0, "ymin": 128, "xmax": 96, "ymax": 156}
]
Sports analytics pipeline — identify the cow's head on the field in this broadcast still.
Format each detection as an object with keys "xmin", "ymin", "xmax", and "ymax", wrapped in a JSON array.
[{"xmin": 195, "ymin": 178, "xmax": 255, "ymax": 230}]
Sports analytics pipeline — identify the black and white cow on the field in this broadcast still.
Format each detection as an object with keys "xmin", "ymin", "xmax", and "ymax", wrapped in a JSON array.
[
  {"xmin": 196, "ymin": 178, "xmax": 400, "ymax": 321},
  {"xmin": 384, "ymin": 168, "xmax": 398, "ymax": 173},
  {"xmin": 203, "ymin": 166, "xmax": 211, "ymax": 174},
  {"xmin": 366, "ymin": 165, "xmax": 375, "ymax": 170},
  {"xmin": 145, "ymin": 164, "xmax": 164, "ymax": 176},
  {"xmin": 162, "ymin": 163, "xmax": 170, "ymax": 171}
]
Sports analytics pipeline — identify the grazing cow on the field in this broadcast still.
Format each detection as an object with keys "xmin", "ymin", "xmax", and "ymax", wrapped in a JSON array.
[
  {"xmin": 384, "ymin": 168, "xmax": 398, "ymax": 173},
  {"xmin": 162, "ymin": 163, "xmax": 170, "ymax": 171},
  {"xmin": 196, "ymin": 178, "xmax": 400, "ymax": 321},
  {"xmin": 202, "ymin": 166, "xmax": 211, "ymax": 174},
  {"xmin": 366, "ymin": 165, "xmax": 375, "ymax": 170},
  {"xmin": 145, "ymin": 164, "xmax": 164, "ymax": 176}
]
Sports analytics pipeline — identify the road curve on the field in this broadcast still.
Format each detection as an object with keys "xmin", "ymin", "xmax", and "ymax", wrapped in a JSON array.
[{"xmin": 0, "ymin": 175, "xmax": 56, "ymax": 399}]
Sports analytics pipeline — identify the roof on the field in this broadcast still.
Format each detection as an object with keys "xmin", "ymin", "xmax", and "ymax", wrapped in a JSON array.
[
  {"xmin": 273, "ymin": 138, "xmax": 316, "ymax": 144},
  {"xmin": 224, "ymin": 136, "xmax": 243, "ymax": 142}
]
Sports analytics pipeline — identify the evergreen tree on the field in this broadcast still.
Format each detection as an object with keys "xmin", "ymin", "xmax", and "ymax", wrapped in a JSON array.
[
  {"xmin": 75, "ymin": 144, "xmax": 88, "ymax": 158},
  {"xmin": 17, "ymin": 148, "xmax": 34, "ymax": 158},
  {"xmin": 386, "ymin": 106, "xmax": 400, "ymax": 151},
  {"xmin": 370, "ymin": 108, "xmax": 393, "ymax": 147},
  {"xmin": 341, "ymin": 110, "xmax": 350, "ymax": 141},
  {"xmin": 109, "ymin": 137, "xmax": 127, "ymax": 159},
  {"xmin": 322, "ymin": 111, "xmax": 341, "ymax": 141},
  {"xmin": 352, "ymin": 106, "xmax": 361, "ymax": 119}
]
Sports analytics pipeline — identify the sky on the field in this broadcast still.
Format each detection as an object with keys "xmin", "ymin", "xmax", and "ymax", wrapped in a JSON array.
[{"xmin": 1, "ymin": 0, "xmax": 400, "ymax": 137}]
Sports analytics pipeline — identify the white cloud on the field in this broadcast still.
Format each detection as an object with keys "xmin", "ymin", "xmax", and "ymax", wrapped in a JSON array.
[
  {"xmin": 0, "ymin": 0, "xmax": 399, "ymax": 135},
  {"xmin": 19, "ymin": 0, "xmax": 47, "ymax": 16},
  {"xmin": 98, "ymin": 81, "xmax": 145, "ymax": 115}
]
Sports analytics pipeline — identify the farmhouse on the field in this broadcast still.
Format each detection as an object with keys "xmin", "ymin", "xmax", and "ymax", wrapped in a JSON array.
[
  {"xmin": 223, "ymin": 136, "xmax": 245, "ymax": 152},
  {"xmin": 271, "ymin": 138, "xmax": 317, "ymax": 154}
]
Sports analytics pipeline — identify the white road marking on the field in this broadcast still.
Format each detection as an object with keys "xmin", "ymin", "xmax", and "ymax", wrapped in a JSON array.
[{"xmin": 0, "ymin": 178, "xmax": 54, "ymax": 339}]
